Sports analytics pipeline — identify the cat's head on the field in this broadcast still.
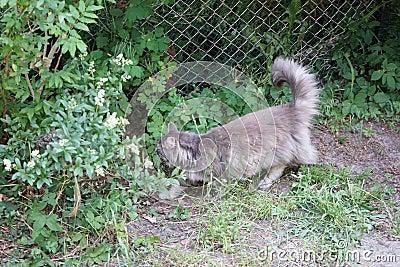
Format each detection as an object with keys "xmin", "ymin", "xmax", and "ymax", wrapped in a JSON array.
[{"xmin": 156, "ymin": 123, "xmax": 201, "ymax": 168}]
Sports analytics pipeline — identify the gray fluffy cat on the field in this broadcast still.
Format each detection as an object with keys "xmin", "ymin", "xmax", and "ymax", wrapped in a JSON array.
[{"xmin": 156, "ymin": 57, "xmax": 320, "ymax": 199}]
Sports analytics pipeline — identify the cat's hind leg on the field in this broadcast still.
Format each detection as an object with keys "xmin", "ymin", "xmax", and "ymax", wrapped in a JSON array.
[{"xmin": 256, "ymin": 165, "xmax": 286, "ymax": 190}]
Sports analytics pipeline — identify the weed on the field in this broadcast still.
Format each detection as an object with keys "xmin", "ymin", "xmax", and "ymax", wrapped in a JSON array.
[
  {"xmin": 322, "ymin": 14, "xmax": 400, "ymax": 123},
  {"xmin": 363, "ymin": 127, "xmax": 376, "ymax": 138},
  {"xmin": 198, "ymin": 200, "xmax": 250, "ymax": 253},
  {"xmin": 166, "ymin": 206, "xmax": 191, "ymax": 220},
  {"xmin": 338, "ymin": 135, "xmax": 349, "ymax": 144},
  {"xmin": 284, "ymin": 166, "xmax": 390, "ymax": 255},
  {"xmin": 194, "ymin": 165, "xmax": 394, "ymax": 264}
]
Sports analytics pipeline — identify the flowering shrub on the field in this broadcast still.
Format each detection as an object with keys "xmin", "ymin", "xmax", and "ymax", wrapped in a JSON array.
[
  {"xmin": 0, "ymin": 0, "xmax": 175, "ymax": 264},
  {"xmin": 1, "ymin": 52, "xmax": 170, "ymax": 197},
  {"xmin": 0, "ymin": 52, "xmax": 179, "ymax": 260}
]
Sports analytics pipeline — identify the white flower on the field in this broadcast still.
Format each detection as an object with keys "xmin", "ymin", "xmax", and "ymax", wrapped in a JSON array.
[
  {"xmin": 121, "ymin": 73, "xmax": 131, "ymax": 82},
  {"xmin": 124, "ymin": 59, "xmax": 133, "ymax": 65},
  {"xmin": 31, "ymin": 150, "xmax": 40, "ymax": 158},
  {"xmin": 128, "ymin": 143, "xmax": 139, "ymax": 155},
  {"xmin": 144, "ymin": 158, "xmax": 153, "ymax": 169},
  {"xmin": 96, "ymin": 78, "xmax": 108, "ymax": 88},
  {"xmin": 113, "ymin": 53, "xmax": 124, "ymax": 66},
  {"xmin": 59, "ymin": 139, "xmax": 69, "ymax": 147},
  {"xmin": 79, "ymin": 52, "xmax": 88, "ymax": 60},
  {"xmin": 27, "ymin": 160, "xmax": 35, "ymax": 168},
  {"xmin": 3, "ymin": 158, "xmax": 11, "ymax": 166},
  {"xmin": 95, "ymin": 89, "xmax": 105, "ymax": 106},
  {"xmin": 68, "ymin": 98, "xmax": 77, "ymax": 109},
  {"xmin": 95, "ymin": 96, "xmax": 104, "ymax": 106},
  {"xmin": 119, "ymin": 117, "xmax": 130, "ymax": 126},
  {"xmin": 89, "ymin": 149, "xmax": 96, "ymax": 155},
  {"xmin": 113, "ymin": 54, "xmax": 133, "ymax": 67},
  {"xmin": 104, "ymin": 112, "xmax": 119, "ymax": 129},
  {"xmin": 98, "ymin": 89, "xmax": 105, "ymax": 97},
  {"xmin": 95, "ymin": 165, "xmax": 105, "ymax": 177},
  {"xmin": 3, "ymin": 159, "xmax": 12, "ymax": 171},
  {"xmin": 87, "ymin": 61, "xmax": 96, "ymax": 75}
]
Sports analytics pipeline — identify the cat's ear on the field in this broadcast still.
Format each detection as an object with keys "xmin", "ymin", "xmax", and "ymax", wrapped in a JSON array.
[
  {"xmin": 165, "ymin": 136, "xmax": 177, "ymax": 149},
  {"xmin": 168, "ymin": 122, "xmax": 178, "ymax": 133}
]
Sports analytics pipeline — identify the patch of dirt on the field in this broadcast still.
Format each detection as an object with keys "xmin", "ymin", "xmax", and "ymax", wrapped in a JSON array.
[
  {"xmin": 313, "ymin": 121, "xmax": 400, "ymax": 267},
  {"xmin": 130, "ymin": 120, "xmax": 400, "ymax": 266},
  {"xmin": 312, "ymin": 121, "xmax": 400, "ymax": 194}
]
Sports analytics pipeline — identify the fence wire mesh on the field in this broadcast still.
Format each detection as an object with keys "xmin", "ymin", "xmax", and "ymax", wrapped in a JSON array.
[{"xmin": 141, "ymin": 0, "xmax": 377, "ymax": 80}]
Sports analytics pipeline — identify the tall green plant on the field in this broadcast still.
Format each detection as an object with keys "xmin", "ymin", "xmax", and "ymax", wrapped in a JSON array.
[
  {"xmin": 323, "ymin": 17, "xmax": 400, "ymax": 121},
  {"xmin": 0, "ymin": 0, "xmax": 102, "ymax": 101},
  {"xmin": 0, "ymin": 0, "xmax": 175, "ymax": 264}
]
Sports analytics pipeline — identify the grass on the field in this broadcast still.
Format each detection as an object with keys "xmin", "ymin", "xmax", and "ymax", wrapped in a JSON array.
[
  {"xmin": 143, "ymin": 164, "xmax": 396, "ymax": 266},
  {"xmin": 1, "ymin": 164, "xmax": 396, "ymax": 266}
]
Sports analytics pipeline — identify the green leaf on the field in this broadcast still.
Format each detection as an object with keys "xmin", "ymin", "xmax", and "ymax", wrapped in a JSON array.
[
  {"xmin": 74, "ymin": 22, "xmax": 89, "ymax": 31},
  {"xmin": 96, "ymin": 36, "xmax": 108, "ymax": 48},
  {"xmin": 0, "ymin": 0, "xmax": 11, "ymax": 8},
  {"xmin": 69, "ymin": 5, "xmax": 80, "ymax": 18},
  {"xmin": 78, "ymin": 0, "xmax": 85, "ymax": 13},
  {"xmin": 69, "ymin": 42, "xmax": 77, "ymax": 57},
  {"xmin": 65, "ymin": 152, "xmax": 72, "ymax": 162},
  {"xmin": 71, "ymin": 232, "xmax": 84, "ymax": 242},
  {"xmin": 32, "ymin": 214, "xmax": 47, "ymax": 231},
  {"xmin": 117, "ymin": 29, "xmax": 129, "ymax": 39},
  {"xmin": 373, "ymin": 92, "xmax": 389, "ymax": 104},
  {"xmin": 126, "ymin": 6, "xmax": 153, "ymax": 22},
  {"xmin": 386, "ymin": 63, "xmax": 397, "ymax": 72},
  {"xmin": 270, "ymin": 88, "xmax": 280, "ymax": 100},
  {"xmin": 129, "ymin": 66, "xmax": 144, "ymax": 78},
  {"xmin": 386, "ymin": 76, "xmax": 395, "ymax": 90},
  {"xmin": 367, "ymin": 85, "xmax": 376, "ymax": 96},
  {"xmin": 74, "ymin": 166, "xmax": 84, "ymax": 177},
  {"xmin": 371, "ymin": 70, "xmax": 383, "ymax": 81},
  {"xmin": 109, "ymin": 8, "xmax": 123, "ymax": 17},
  {"xmin": 354, "ymin": 92, "xmax": 367, "ymax": 106},
  {"xmin": 46, "ymin": 214, "xmax": 62, "ymax": 232},
  {"xmin": 58, "ymin": 13, "xmax": 65, "ymax": 24},
  {"xmin": 86, "ymin": 210, "xmax": 95, "ymax": 221},
  {"xmin": 86, "ymin": 5, "xmax": 103, "ymax": 12},
  {"xmin": 61, "ymin": 40, "xmax": 70, "ymax": 54},
  {"xmin": 85, "ymin": 165, "xmax": 94, "ymax": 177},
  {"xmin": 76, "ymin": 40, "xmax": 87, "ymax": 53},
  {"xmin": 65, "ymin": 14, "xmax": 76, "ymax": 24},
  {"xmin": 78, "ymin": 16, "xmax": 97, "ymax": 24}
]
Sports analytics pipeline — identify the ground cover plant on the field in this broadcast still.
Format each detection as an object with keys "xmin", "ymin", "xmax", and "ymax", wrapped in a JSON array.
[{"xmin": 1, "ymin": 0, "xmax": 399, "ymax": 266}]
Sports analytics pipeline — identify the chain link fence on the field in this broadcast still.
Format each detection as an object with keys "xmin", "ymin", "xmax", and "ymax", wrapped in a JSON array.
[{"xmin": 141, "ymin": 0, "xmax": 378, "ymax": 80}]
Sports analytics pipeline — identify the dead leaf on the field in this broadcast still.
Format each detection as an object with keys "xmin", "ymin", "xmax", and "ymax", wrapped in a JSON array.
[
  {"xmin": 143, "ymin": 215, "xmax": 157, "ymax": 224},
  {"xmin": 180, "ymin": 238, "xmax": 190, "ymax": 246},
  {"xmin": 0, "ymin": 194, "xmax": 7, "ymax": 202}
]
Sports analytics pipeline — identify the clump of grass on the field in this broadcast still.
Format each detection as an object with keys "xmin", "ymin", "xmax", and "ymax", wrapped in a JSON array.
[
  {"xmin": 286, "ymin": 166, "xmax": 387, "ymax": 246},
  {"xmin": 200, "ymin": 165, "xmax": 392, "ymax": 253},
  {"xmin": 197, "ymin": 199, "xmax": 251, "ymax": 253},
  {"xmin": 241, "ymin": 165, "xmax": 390, "ymax": 249}
]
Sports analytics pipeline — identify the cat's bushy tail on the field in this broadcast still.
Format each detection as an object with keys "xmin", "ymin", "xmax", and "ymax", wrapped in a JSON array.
[{"xmin": 271, "ymin": 57, "xmax": 320, "ymax": 124}]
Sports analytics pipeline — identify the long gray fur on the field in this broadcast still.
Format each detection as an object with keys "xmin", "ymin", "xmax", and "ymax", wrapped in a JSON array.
[{"xmin": 156, "ymin": 57, "xmax": 320, "ymax": 199}]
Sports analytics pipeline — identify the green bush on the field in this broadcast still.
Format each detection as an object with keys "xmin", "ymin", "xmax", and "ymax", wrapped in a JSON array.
[
  {"xmin": 0, "ymin": 0, "xmax": 173, "ymax": 264},
  {"xmin": 320, "ymin": 11, "xmax": 400, "ymax": 122}
]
